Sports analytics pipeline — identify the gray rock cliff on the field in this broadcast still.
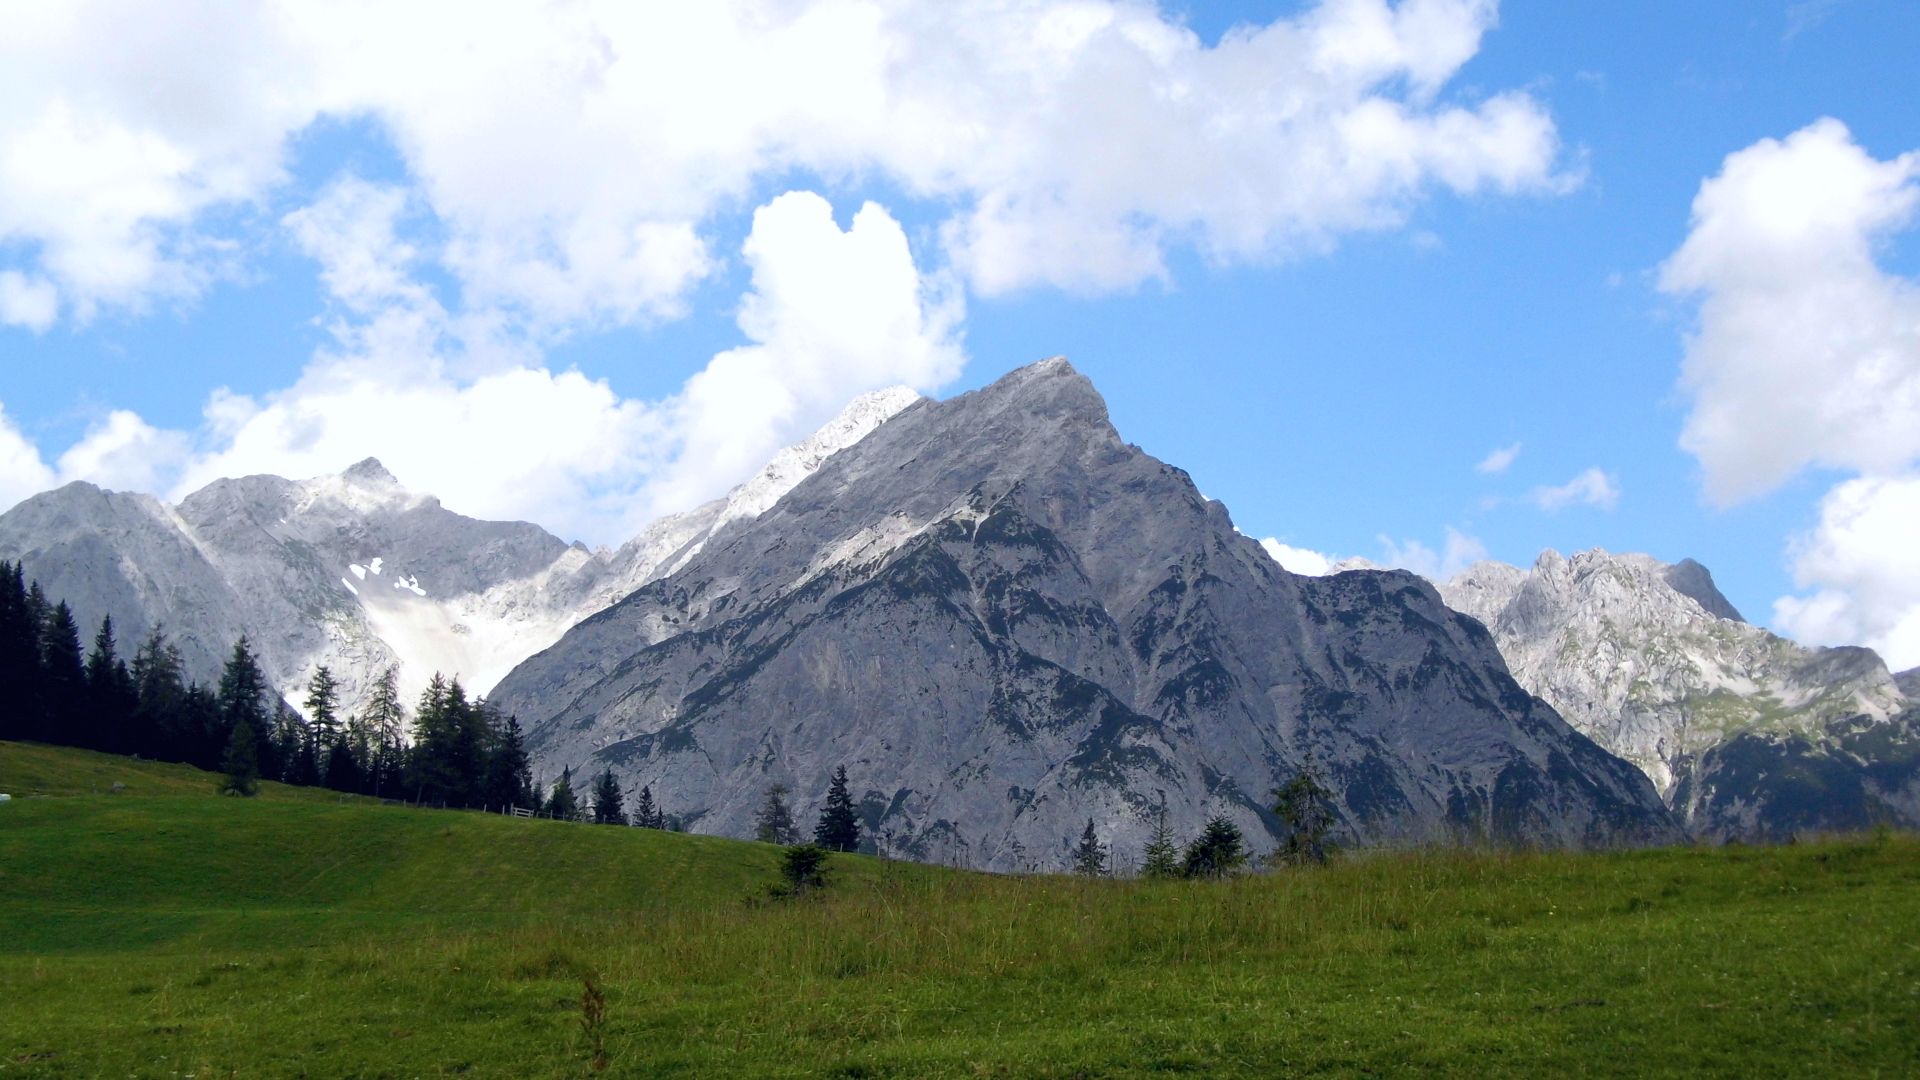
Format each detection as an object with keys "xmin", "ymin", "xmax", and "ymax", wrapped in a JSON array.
[{"xmin": 493, "ymin": 359, "xmax": 1678, "ymax": 870}]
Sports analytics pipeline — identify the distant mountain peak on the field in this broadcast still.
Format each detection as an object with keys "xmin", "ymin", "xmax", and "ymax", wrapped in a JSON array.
[
  {"xmin": 342, "ymin": 457, "xmax": 399, "ymax": 486},
  {"xmin": 1661, "ymin": 557, "xmax": 1745, "ymax": 623}
]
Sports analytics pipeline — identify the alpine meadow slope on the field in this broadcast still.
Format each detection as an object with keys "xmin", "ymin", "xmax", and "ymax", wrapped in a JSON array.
[{"xmin": 492, "ymin": 358, "xmax": 1678, "ymax": 870}]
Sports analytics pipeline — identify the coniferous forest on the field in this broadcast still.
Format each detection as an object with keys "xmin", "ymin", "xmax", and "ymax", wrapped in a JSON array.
[{"xmin": 0, "ymin": 559, "xmax": 564, "ymax": 818}]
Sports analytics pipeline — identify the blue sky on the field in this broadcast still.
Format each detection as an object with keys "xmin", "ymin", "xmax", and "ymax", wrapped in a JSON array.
[{"xmin": 2, "ymin": 1, "xmax": 1918, "ymax": 667}]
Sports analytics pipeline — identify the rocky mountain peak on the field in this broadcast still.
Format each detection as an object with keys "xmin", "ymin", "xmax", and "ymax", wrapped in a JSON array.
[
  {"xmin": 1661, "ymin": 557, "xmax": 1744, "ymax": 623},
  {"xmin": 342, "ymin": 457, "xmax": 401, "ymax": 487}
]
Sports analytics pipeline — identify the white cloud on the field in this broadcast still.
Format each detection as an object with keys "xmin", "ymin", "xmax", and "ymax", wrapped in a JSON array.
[
  {"xmin": 54, "ymin": 410, "xmax": 192, "ymax": 494},
  {"xmin": 0, "ymin": 403, "xmax": 57, "ymax": 511},
  {"xmin": 1660, "ymin": 119, "xmax": 1920, "ymax": 505},
  {"xmin": 1, "ymin": 0, "xmax": 1565, "ymax": 327},
  {"xmin": 1475, "ymin": 441, "xmax": 1521, "ymax": 474},
  {"xmin": 1529, "ymin": 467, "xmax": 1619, "ymax": 512},
  {"xmin": 1774, "ymin": 472, "xmax": 1920, "ymax": 670},
  {"xmin": 1377, "ymin": 526, "xmax": 1487, "ymax": 581},
  {"xmin": 1260, "ymin": 538, "xmax": 1336, "ymax": 576},
  {"xmin": 163, "ymin": 188, "xmax": 958, "ymax": 544},
  {"xmin": 1662, "ymin": 120, "xmax": 1920, "ymax": 663},
  {"xmin": 0, "ymin": 271, "xmax": 59, "ymax": 331},
  {"xmin": 646, "ymin": 192, "xmax": 963, "ymax": 515}
]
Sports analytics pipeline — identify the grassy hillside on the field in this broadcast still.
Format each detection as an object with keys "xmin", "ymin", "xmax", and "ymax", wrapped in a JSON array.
[{"xmin": 2, "ymin": 741, "xmax": 1917, "ymax": 1077}]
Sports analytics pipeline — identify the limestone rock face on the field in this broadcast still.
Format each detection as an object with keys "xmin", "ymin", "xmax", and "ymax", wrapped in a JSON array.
[
  {"xmin": 493, "ymin": 359, "xmax": 1677, "ymax": 870},
  {"xmin": 1436, "ymin": 550, "xmax": 1913, "ymax": 838},
  {"xmin": 0, "ymin": 388, "xmax": 919, "ymax": 719}
]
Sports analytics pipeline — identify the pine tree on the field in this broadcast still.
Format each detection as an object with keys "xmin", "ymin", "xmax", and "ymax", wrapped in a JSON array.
[
  {"xmin": 1181, "ymin": 815, "xmax": 1247, "ymax": 879},
  {"xmin": 221, "ymin": 716, "xmax": 260, "ymax": 796},
  {"xmin": 323, "ymin": 739, "xmax": 362, "ymax": 792},
  {"xmin": 754, "ymin": 783, "xmax": 799, "ymax": 844},
  {"xmin": 1271, "ymin": 764, "xmax": 1337, "ymax": 866},
  {"xmin": 84, "ymin": 616, "xmax": 137, "ymax": 754},
  {"xmin": 216, "ymin": 637, "xmax": 270, "ymax": 773},
  {"xmin": 1072, "ymin": 818, "xmax": 1108, "ymax": 876},
  {"xmin": 303, "ymin": 666, "xmax": 341, "ymax": 755},
  {"xmin": 546, "ymin": 767, "xmax": 580, "ymax": 821},
  {"xmin": 481, "ymin": 714, "xmax": 536, "ymax": 810},
  {"xmin": 1140, "ymin": 807, "xmax": 1182, "ymax": 879},
  {"xmin": 631, "ymin": 785, "xmax": 662, "ymax": 829},
  {"xmin": 38, "ymin": 601, "xmax": 85, "ymax": 745},
  {"xmin": 813, "ymin": 766, "xmax": 860, "ymax": 852},
  {"xmin": 0, "ymin": 562, "xmax": 38, "ymax": 741},
  {"xmin": 590, "ymin": 768, "xmax": 627, "ymax": 825},
  {"xmin": 130, "ymin": 627, "xmax": 188, "ymax": 760},
  {"xmin": 273, "ymin": 700, "xmax": 315, "ymax": 785}
]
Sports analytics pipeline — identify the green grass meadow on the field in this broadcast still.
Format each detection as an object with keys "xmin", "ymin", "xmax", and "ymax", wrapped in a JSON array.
[{"xmin": 2, "ymin": 741, "xmax": 1917, "ymax": 1077}]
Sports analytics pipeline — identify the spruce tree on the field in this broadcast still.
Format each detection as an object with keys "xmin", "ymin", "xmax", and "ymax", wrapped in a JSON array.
[
  {"xmin": 303, "ymin": 666, "xmax": 341, "ymax": 755},
  {"xmin": 1072, "ymin": 818, "xmax": 1108, "ymax": 876},
  {"xmin": 84, "ymin": 616, "xmax": 137, "ymax": 754},
  {"xmin": 0, "ymin": 562, "xmax": 37, "ymax": 741},
  {"xmin": 216, "ymin": 637, "xmax": 270, "ymax": 773},
  {"xmin": 1181, "ymin": 815, "xmax": 1247, "ymax": 879},
  {"xmin": 754, "ymin": 783, "xmax": 799, "ymax": 844},
  {"xmin": 481, "ymin": 714, "xmax": 536, "ymax": 810},
  {"xmin": 631, "ymin": 785, "xmax": 662, "ymax": 829},
  {"xmin": 1140, "ymin": 807, "xmax": 1181, "ymax": 879},
  {"xmin": 546, "ymin": 767, "xmax": 580, "ymax": 821},
  {"xmin": 38, "ymin": 601, "xmax": 85, "ymax": 745},
  {"xmin": 590, "ymin": 768, "xmax": 627, "ymax": 825},
  {"xmin": 273, "ymin": 700, "xmax": 316, "ymax": 785},
  {"xmin": 130, "ymin": 627, "xmax": 187, "ymax": 760},
  {"xmin": 408, "ymin": 674, "xmax": 486, "ymax": 805},
  {"xmin": 221, "ymin": 717, "xmax": 260, "ymax": 796},
  {"xmin": 813, "ymin": 766, "xmax": 860, "ymax": 852},
  {"xmin": 323, "ymin": 739, "xmax": 362, "ymax": 793},
  {"xmin": 1271, "ymin": 764, "xmax": 1337, "ymax": 866}
]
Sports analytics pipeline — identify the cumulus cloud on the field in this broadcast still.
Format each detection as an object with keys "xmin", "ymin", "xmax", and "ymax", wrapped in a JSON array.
[
  {"xmin": 163, "ymin": 188, "xmax": 959, "ymax": 543},
  {"xmin": 1529, "ymin": 467, "xmax": 1619, "ymax": 512},
  {"xmin": 1662, "ymin": 120, "xmax": 1920, "ymax": 663},
  {"xmin": 0, "ymin": 271, "xmax": 59, "ymax": 331},
  {"xmin": 1660, "ymin": 119, "xmax": 1920, "ymax": 505},
  {"xmin": 1259, "ymin": 538, "xmax": 1337, "ymax": 576},
  {"xmin": 1774, "ymin": 473, "xmax": 1920, "ymax": 670},
  {"xmin": 1377, "ymin": 526, "xmax": 1488, "ymax": 581},
  {"xmin": 0, "ymin": 403, "xmax": 57, "ymax": 510},
  {"xmin": 0, "ymin": 0, "xmax": 1565, "ymax": 327},
  {"xmin": 1475, "ymin": 442, "xmax": 1521, "ymax": 474}
]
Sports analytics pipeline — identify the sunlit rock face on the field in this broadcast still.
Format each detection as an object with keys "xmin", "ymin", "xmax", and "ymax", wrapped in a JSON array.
[
  {"xmin": 494, "ymin": 359, "xmax": 1678, "ymax": 871},
  {"xmin": 1439, "ymin": 551, "xmax": 1917, "ymax": 840}
]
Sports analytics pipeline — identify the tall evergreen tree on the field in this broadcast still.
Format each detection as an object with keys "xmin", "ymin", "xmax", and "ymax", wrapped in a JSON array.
[
  {"xmin": 37, "ymin": 601, "xmax": 85, "ymax": 745},
  {"xmin": 1140, "ymin": 808, "xmax": 1182, "ymax": 880},
  {"xmin": 303, "ymin": 666, "xmax": 341, "ymax": 753},
  {"xmin": 84, "ymin": 616, "xmax": 137, "ymax": 753},
  {"xmin": 1072, "ymin": 819, "xmax": 1108, "ymax": 876},
  {"xmin": 0, "ymin": 562, "xmax": 38, "ymax": 741},
  {"xmin": 590, "ymin": 768, "xmax": 627, "ymax": 825},
  {"xmin": 408, "ymin": 674, "xmax": 487, "ymax": 805},
  {"xmin": 359, "ymin": 665, "xmax": 406, "ymax": 798},
  {"xmin": 481, "ymin": 714, "xmax": 536, "ymax": 810},
  {"xmin": 1271, "ymin": 764, "xmax": 1338, "ymax": 867},
  {"xmin": 221, "ymin": 716, "xmax": 260, "ymax": 796},
  {"xmin": 546, "ymin": 767, "xmax": 580, "ymax": 821},
  {"xmin": 215, "ymin": 637, "xmax": 270, "ymax": 773},
  {"xmin": 631, "ymin": 785, "xmax": 663, "ymax": 829},
  {"xmin": 813, "ymin": 766, "xmax": 860, "ymax": 852},
  {"xmin": 754, "ymin": 783, "xmax": 799, "ymax": 844},
  {"xmin": 1181, "ymin": 815, "xmax": 1247, "ymax": 879},
  {"xmin": 273, "ymin": 700, "xmax": 316, "ymax": 785},
  {"xmin": 323, "ymin": 739, "xmax": 362, "ymax": 793},
  {"xmin": 130, "ymin": 627, "xmax": 188, "ymax": 760}
]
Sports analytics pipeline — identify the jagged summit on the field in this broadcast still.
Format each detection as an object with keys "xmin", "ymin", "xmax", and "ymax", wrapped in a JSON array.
[
  {"xmin": 341, "ymin": 457, "xmax": 401, "ymax": 486},
  {"xmin": 1661, "ymin": 557, "xmax": 1744, "ymax": 623},
  {"xmin": 493, "ymin": 359, "xmax": 1676, "ymax": 870}
]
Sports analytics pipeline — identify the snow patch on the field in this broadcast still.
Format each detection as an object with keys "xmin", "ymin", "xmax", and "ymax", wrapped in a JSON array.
[
  {"xmin": 349, "ymin": 563, "xmax": 368, "ymax": 580},
  {"xmin": 393, "ymin": 573, "xmax": 426, "ymax": 597},
  {"xmin": 340, "ymin": 577, "xmax": 360, "ymax": 596}
]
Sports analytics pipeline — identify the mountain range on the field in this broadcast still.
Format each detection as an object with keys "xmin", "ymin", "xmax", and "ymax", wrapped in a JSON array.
[{"xmin": 3, "ymin": 357, "xmax": 1913, "ymax": 864}]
